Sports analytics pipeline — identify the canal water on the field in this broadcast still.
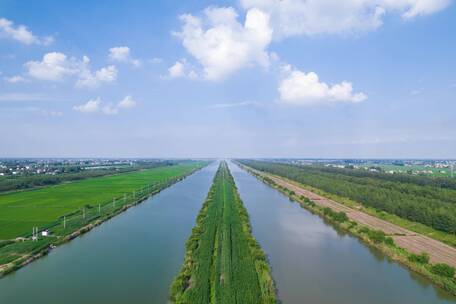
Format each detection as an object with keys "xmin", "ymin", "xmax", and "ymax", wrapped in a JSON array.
[
  {"xmin": 1, "ymin": 160, "xmax": 455, "ymax": 303},
  {"xmin": 228, "ymin": 162, "xmax": 456, "ymax": 304},
  {"xmin": 0, "ymin": 162, "xmax": 218, "ymax": 304}
]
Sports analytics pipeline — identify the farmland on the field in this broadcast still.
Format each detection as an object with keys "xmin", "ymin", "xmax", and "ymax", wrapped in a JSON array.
[
  {"xmin": 170, "ymin": 162, "xmax": 276, "ymax": 304},
  {"xmin": 0, "ymin": 161, "xmax": 206, "ymax": 240}
]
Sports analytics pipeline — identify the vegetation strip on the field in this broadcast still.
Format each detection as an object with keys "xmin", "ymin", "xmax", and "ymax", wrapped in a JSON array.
[
  {"xmin": 238, "ymin": 161, "xmax": 456, "ymax": 296},
  {"xmin": 0, "ymin": 162, "xmax": 208, "ymax": 277},
  {"xmin": 238, "ymin": 160, "xmax": 456, "ymax": 241},
  {"xmin": 170, "ymin": 162, "xmax": 276, "ymax": 304}
]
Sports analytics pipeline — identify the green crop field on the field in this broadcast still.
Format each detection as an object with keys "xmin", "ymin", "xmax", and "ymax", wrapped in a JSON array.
[
  {"xmin": 170, "ymin": 162, "xmax": 276, "ymax": 304},
  {"xmin": 0, "ymin": 162, "xmax": 205, "ymax": 240}
]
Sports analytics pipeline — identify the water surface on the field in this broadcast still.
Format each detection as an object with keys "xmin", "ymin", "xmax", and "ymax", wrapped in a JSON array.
[
  {"xmin": 0, "ymin": 162, "xmax": 218, "ymax": 304},
  {"xmin": 229, "ymin": 162, "xmax": 456, "ymax": 304}
]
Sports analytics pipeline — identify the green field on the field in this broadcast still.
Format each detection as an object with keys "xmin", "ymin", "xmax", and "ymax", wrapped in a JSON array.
[
  {"xmin": 0, "ymin": 162, "xmax": 205, "ymax": 240},
  {"xmin": 170, "ymin": 162, "xmax": 276, "ymax": 304}
]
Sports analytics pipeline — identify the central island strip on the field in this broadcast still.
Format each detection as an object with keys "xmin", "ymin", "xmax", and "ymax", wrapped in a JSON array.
[{"xmin": 170, "ymin": 161, "xmax": 276, "ymax": 304}]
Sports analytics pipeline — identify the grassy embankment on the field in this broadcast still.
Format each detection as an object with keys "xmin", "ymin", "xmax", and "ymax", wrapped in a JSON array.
[
  {"xmin": 0, "ymin": 161, "xmax": 207, "ymax": 276},
  {"xmin": 170, "ymin": 162, "xmax": 276, "ymax": 304},
  {"xmin": 239, "ymin": 162, "xmax": 456, "ymax": 296}
]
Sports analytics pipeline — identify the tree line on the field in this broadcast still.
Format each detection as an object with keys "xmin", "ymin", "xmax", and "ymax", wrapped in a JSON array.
[
  {"xmin": 0, "ymin": 161, "xmax": 175, "ymax": 193},
  {"xmin": 240, "ymin": 160, "xmax": 456, "ymax": 235}
]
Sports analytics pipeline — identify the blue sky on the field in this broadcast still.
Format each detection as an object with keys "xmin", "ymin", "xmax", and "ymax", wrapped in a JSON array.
[{"xmin": 0, "ymin": 0, "xmax": 455, "ymax": 158}]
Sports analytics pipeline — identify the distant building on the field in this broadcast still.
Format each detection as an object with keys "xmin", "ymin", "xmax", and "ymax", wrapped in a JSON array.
[{"xmin": 41, "ymin": 230, "xmax": 50, "ymax": 236}]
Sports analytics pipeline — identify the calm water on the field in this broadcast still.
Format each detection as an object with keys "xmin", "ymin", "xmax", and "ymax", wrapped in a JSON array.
[
  {"xmin": 1, "ymin": 161, "xmax": 455, "ymax": 304},
  {"xmin": 0, "ymin": 162, "xmax": 218, "ymax": 304},
  {"xmin": 228, "ymin": 162, "xmax": 456, "ymax": 304}
]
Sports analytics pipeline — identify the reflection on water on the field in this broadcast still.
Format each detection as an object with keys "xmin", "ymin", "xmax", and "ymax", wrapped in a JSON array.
[
  {"xmin": 0, "ymin": 162, "xmax": 218, "ymax": 304},
  {"xmin": 228, "ymin": 161, "xmax": 456, "ymax": 304}
]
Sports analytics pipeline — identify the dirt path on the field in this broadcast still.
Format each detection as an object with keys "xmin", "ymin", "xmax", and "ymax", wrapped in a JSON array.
[{"xmin": 248, "ymin": 167, "xmax": 456, "ymax": 268}]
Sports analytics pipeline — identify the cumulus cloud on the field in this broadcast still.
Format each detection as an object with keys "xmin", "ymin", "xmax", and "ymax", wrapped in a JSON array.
[
  {"xmin": 25, "ymin": 52, "xmax": 117, "ymax": 88},
  {"xmin": 73, "ymin": 96, "xmax": 136, "ymax": 115},
  {"xmin": 76, "ymin": 60, "xmax": 118, "ymax": 88},
  {"xmin": 25, "ymin": 52, "xmax": 80, "ymax": 81},
  {"xmin": 118, "ymin": 95, "xmax": 136, "ymax": 109},
  {"xmin": 279, "ymin": 65, "xmax": 367, "ymax": 105},
  {"xmin": 0, "ymin": 18, "xmax": 53, "ymax": 45},
  {"xmin": 108, "ymin": 46, "xmax": 140, "ymax": 67},
  {"xmin": 167, "ymin": 59, "xmax": 197, "ymax": 79},
  {"xmin": 240, "ymin": 0, "xmax": 451, "ymax": 39},
  {"xmin": 73, "ymin": 97, "xmax": 102, "ymax": 114},
  {"xmin": 175, "ymin": 6, "xmax": 272, "ymax": 80},
  {"xmin": 168, "ymin": 61, "xmax": 185, "ymax": 78}
]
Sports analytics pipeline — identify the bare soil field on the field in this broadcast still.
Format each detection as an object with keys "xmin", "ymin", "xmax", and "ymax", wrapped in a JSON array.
[{"xmin": 250, "ymin": 168, "xmax": 456, "ymax": 268}]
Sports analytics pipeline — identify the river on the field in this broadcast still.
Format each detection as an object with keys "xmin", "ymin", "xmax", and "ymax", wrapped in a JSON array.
[
  {"xmin": 0, "ymin": 162, "xmax": 218, "ymax": 304},
  {"xmin": 0, "ymin": 161, "xmax": 455, "ymax": 303},
  {"xmin": 228, "ymin": 161, "xmax": 456, "ymax": 304}
]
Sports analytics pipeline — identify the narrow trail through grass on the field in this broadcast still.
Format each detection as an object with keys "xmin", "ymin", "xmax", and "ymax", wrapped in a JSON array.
[{"xmin": 170, "ymin": 161, "xmax": 276, "ymax": 304}]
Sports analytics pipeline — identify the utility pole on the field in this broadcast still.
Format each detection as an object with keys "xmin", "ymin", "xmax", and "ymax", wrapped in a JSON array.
[
  {"xmin": 63, "ymin": 216, "xmax": 66, "ymax": 229},
  {"xmin": 83, "ymin": 207, "xmax": 85, "ymax": 219},
  {"xmin": 98, "ymin": 203, "xmax": 101, "ymax": 213}
]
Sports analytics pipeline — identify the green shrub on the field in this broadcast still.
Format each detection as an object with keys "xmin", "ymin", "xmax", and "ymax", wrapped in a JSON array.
[
  {"xmin": 359, "ymin": 227, "xmax": 370, "ymax": 234},
  {"xmin": 367, "ymin": 230, "xmax": 386, "ymax": 244},
  {"xmin": 408, "ymin": 252, "xmax": 429, "ymax": 264},
  {"xmin": 384, "ymin": 237, "xmax": 395, "ymax": 246},
  {"xmin": 431, "ymin": 263, "xmax": 455, "ymax": 278}
]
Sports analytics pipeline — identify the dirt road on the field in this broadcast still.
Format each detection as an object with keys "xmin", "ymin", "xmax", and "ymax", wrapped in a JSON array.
[{"xmin": 248, "ymin": 167, "xmax": 456, "ymax": 268}]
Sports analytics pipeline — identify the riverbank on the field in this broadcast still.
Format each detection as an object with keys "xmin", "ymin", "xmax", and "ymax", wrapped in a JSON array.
[
  {"xmin": 170, "ymin": 162, "xmax": 276, "ymax": 304},
  {"xmin": 239, "ymin": 163, "xmax": 456, "ymax": 296},
  {"xmin": 0, "ymin": 163, "xmax": 207, "ymax": 278}
]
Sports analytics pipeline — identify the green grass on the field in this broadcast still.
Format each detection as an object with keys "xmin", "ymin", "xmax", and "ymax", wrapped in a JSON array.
[
  {"xmin": 170, "ymin": 162, "xmax": 276, "ymax": 304},
  {"xmin": 0, "ymin": 162, "xmax": 205, "ymax": 240}
]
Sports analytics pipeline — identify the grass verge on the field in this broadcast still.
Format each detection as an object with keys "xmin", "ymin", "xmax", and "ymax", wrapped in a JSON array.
[{"xmin": 170, "ymin": 162, "xmax": 276, "ymax": 304}]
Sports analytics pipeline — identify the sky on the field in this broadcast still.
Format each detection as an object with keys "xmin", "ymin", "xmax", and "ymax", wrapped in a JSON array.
[{"xmin": 0, "ymin": 0, "xmax": 455, "ymax": 158}]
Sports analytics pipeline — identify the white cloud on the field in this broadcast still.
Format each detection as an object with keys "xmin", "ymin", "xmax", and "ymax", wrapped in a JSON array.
[
  {"xmin": 100, "ymin": 103, "xmax": 119, "ymax": 115},
  {"xmin": 279, "ymin": 65, "xmax": 367, "ymax": 105},
  {"xmin": 240, "ymin": 0, "xmax": 451, "ymax": 39},
  {"xmin": 73, "ymin": 97, "xmax": 102, "ymax": 113},
  {"xmin": 118, "ymin": 95, "xmax": 136, "ymax": 108},
  {"xmin": 76, "ymin": 64, "xmax": 118, "ymax": 88},
  {"xmin": 168, "ymin": 61, "xmax": 185, "ymax": 78},
  {"xmin": 4, "ymin": 75, "xmax": 26, "ymax": 83},
  {"xmin": 25, "ymin": 52, "xmax": 80, "ymax": 81},
  {"xmin": 0, "ymin": 18, "xmax": 53, "ymax": 45},
  {"xmin": 108, "ymin": 46, "xmax": 140, "ymax": 67},
  {"xmin": 25, "ymin": 52, "xmax": 117, "ymax": 88},
  {"xmin": 167, "ymin": 59, "xmax": 198, "ymax": 79},
  {"xmin": 175, "ymin": 6, "xmax": 272, "ymax": 80},
  {"xmin": 73, "ymin": 96, "xmax": 136, "ymax": 115}
]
